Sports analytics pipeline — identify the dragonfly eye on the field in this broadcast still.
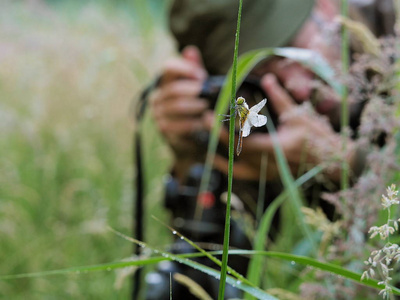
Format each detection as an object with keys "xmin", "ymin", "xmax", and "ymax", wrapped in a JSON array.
[{"xmin": 236, "ymin": 96, "xmax": 245, "ymax": 105}]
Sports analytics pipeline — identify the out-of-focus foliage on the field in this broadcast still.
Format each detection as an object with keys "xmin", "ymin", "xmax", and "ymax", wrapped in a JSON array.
[{"xmin": 0, "ymin": 0, "xmax": 173, "ymax": 298}]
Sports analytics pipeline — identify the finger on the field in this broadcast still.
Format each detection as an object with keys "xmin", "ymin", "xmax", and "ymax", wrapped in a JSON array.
[
  {"xmin": 161, "ymin": 49, "xmax": 207, "ymax": 85},
  {"xmin": 274, "ymin": 60, "xmax": 314, "ymax": 102},
  {"xmin": 150, "ymin": 81, "xmax": 204, "ymax": 110},
  {"xmin": 159, "ymin": 118, "xmax": 204, "ymax": 136},
  {"xmin": 241, "ymin": 132, "xmax": 275, "ymax": 153},
  {"xmin": 158, "ymin": 98, "xmax": 209, "ymax": 119},
  {"xmin": 161, "ymin": 79, "xmax": 203, "ymax": 100},
  {"xmin": 261, "ymin": 73, "xmax": 296, "ymax": 115},
  {"xmin": 161, "ymin": 59, "xmax": 206, "ymax": 85},
  {"xmin": 284, "ymin": 71, "xmax": 313, "ymax": 102},
  {"xmin": 181, "ymin": 45, "xmax": 206, "ymax": 70}
]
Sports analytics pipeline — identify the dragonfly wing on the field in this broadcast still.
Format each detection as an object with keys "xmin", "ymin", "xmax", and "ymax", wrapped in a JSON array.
[
  {"xmin": 249, "ymin": 98, "xmax": 267, "ymax": 114},
  {"xmin": 248, "ymin": 112, "xmax": 267, "ymax": 127},
  {"xmin": 241, "ymin": 120, "xmax": 252, "ymax": 137}
]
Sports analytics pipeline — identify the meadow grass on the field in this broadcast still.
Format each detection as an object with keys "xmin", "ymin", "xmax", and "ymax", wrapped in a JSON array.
[
  {"xmin": 0, "ymin": 1, "xmax": 173, "ymax": 298},
  {"xmin": 1, "ymin": 1, "xmax": 399, "ymax": 299}
]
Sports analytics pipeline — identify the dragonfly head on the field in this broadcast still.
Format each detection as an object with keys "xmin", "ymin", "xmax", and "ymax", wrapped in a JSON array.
[{"xmin": 236, "ymin": 96, "xmax": 245, "ymax": 106}]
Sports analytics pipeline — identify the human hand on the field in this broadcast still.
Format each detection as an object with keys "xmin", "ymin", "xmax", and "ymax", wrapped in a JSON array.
[
  {"xmin": 255, "ymin": 58, "xmax": 341, "ymax": 119},
  {"xmin": 149, "ymin": 46, "xmax": 209, "ymax": 157}
]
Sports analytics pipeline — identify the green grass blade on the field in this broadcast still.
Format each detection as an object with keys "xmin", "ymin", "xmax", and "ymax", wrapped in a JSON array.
[
  {"xmin": 1, "ymin": 255, "xmax": 278, "ymax": 300},
  {"xmin": 256, "ymin": 152, "xmax": 268, "ymax": 224},
  {"xmin": 245, "ymin": 166, "xmax": 323, "ymax": 300},
  {"xmin": 265, "ymin": 115, "xmax": 317, "ymax": 254},
  {"xmin": 245, "ymin": 192, "xmax": 285, "ymax": 300},
  {"xmin": 239, "ymin": 249, "xmax": 400, "ymax": 295},
  {"xmin": 109, "ymin": 228, "xmax": 274, "ymax": 299},
  {"xmin": 152, "ymin": 217, "xmax": 255, "ymax": 288},
  {"xmin": 260, "ymin": 251, "xmax": 400, "ymax": 295},
  {"xmin": 112, "ymin": 228, "xmax": 278, "ymax": 299},
  {"xmin": 218, "ymin": 0, "xmax": 243, "ymax": 298},
  {"xmin": 273, "ymin": 47, "xmax": 344, "ymax": 96},
  {"xmin": 4, "ymin": 249, "xmax": 398, "ymax": 296},
  {"xmin": 0, "ymin": 249, "xmax": 237, "ymax": 281},
  {"xmin": 392, "ymin": 2, "xmax": 400, "ymax": 183},
  {"xmin": 340, "ymin": 0, "xmax": 350, "ymax": 191},
  {"xmin": 0, "ymin": 254, "xmax": 197, "ymax": 280}
]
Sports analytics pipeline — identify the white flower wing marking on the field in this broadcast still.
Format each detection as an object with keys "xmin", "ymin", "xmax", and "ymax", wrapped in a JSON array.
[
  {"xmin": 242, "ymin": 120, "xmax": 252, "ymax": 137},
  {"xmin": 241, "ymin": 99, "xmax": 267, "ymax": 137},
  {"xmin": 248, "ymin": 113, "xmax": 267, "ymax": 127},
  {"xmin": 250, "ymin": 98, "xmax": 267, "ymax": 114}
]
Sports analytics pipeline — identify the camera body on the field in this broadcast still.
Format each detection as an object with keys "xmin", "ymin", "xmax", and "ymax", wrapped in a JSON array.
[{"xmin": 144, "ymin": 164, "xmax": 250, "ymax": 300}]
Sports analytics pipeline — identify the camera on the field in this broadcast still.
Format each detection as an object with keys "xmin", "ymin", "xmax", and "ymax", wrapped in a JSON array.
[{"xmin": 144, "ymin": 164, "xmax": 251, "ymax": 300}]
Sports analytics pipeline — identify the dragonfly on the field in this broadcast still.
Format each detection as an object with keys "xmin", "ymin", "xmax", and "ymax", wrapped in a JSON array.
[{"xmin": 235, "ymin": 97, "xmax": 267, "ymax": 155}]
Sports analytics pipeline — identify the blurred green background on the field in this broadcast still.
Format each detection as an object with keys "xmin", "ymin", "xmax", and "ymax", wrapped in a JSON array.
[{"xmin": 0, "ymin": 0, "xmax": 173, "ymax": 298}]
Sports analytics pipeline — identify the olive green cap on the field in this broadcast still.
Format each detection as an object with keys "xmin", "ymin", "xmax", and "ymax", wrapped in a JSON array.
[{"xmin": 169, "ymin": 0, "xmax": 315, "ymax": 74}]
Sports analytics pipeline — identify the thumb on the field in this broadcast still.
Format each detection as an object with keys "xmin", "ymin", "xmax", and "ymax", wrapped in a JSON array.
[{"xmin": 182, "ymin": 45, "xmax": 206, "ymax": 70}]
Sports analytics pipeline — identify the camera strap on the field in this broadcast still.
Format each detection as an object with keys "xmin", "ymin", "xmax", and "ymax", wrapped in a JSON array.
[{"xmin": 132, "ymin": 76, "xmax": 161, "ymax": 299}]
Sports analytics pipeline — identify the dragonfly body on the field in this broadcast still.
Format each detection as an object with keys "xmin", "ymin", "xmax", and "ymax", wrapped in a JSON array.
[{"xmin": 235, "ymin": 97, "xmax": 267, "ymax": 155}]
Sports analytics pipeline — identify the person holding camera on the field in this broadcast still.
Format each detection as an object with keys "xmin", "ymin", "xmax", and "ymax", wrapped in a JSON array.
[
  {"xmin": 151, "ymin": 0, "xmax": 356, "ymax": 185},
  {"xmin": 143, "ymin": 0, "xmax": 394, "ymax": 299}
]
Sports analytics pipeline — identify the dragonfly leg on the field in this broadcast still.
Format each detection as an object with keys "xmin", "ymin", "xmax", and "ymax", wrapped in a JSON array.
[{"xmin": 218, "ymin": 111, "xmax": 236, "ymax": 122}]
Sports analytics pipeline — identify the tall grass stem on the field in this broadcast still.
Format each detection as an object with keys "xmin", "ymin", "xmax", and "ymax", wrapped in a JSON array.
[
  {"xmin": 218, "ymin": 0, "xmax": 243, "ymax": 298},
  {"xmin": 256, "ymin": 152, "xmax": 268, "ymax": 225},
  {"xmin": 340, "ymin": 0, "xmax": 349, "ymax": 191}
]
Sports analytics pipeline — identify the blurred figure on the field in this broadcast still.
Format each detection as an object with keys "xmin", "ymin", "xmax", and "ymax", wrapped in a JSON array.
[{"xmin": 140, "ymin": 0, "xmax": 395, "ymax": 299}]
